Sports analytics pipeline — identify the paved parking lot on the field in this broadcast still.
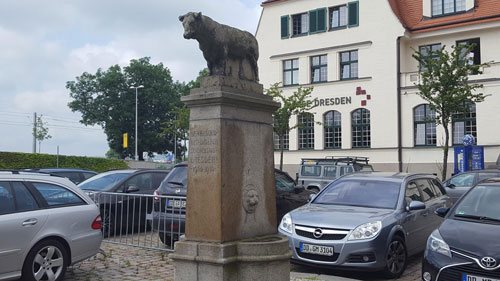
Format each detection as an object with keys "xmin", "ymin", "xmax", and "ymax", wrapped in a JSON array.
[{"xmin": 64, "ymin": 240, "xmax": 422, "ymax": 281}]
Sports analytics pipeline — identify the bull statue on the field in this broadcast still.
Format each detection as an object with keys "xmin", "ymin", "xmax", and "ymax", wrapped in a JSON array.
[{"xmin": 179, "ymin": 12, "xmax": 259, "ymax": 82}]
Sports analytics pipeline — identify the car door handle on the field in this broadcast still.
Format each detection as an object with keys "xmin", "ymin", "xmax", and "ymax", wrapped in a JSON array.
[{"xmin": 22, "ymin": 219, "xmax": 38, "ymax": 226}]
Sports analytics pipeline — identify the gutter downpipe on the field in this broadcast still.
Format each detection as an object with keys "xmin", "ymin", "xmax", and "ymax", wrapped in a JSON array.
[{"xmin": 397, "ymin": 36, "xmax": 403, "ymax": 172}]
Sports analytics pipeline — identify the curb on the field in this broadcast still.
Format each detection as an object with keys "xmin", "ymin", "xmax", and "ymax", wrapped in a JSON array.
[{"xmin": 291, "ymin": 272, "xmax": 361, "ymax": 281}]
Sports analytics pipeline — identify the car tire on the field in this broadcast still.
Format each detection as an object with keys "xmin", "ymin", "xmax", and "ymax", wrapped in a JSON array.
[
  {"xmin": 308, "ymin": 187, "xmax": 320, "ymax": 193},
  {"xmin": 159, "ymin": 232, "xmax": 175, "ymax": 247},
  {"xmin": 22, "ymin": 239, "xmax": 68, "ymax": 281},
  {"xmin": 102, "ymin": 210, "xmax": 116, "ymax": 238},
  {"xmin": 383, "ymin": 236, "xmax": 407, "ymax": 279}
]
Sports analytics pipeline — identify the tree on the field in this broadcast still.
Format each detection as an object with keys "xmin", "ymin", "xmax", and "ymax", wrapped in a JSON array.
[
  {"xmin": 160, "ymin": 69, "xmax": 208, "ymax": 161},
  {"xmin": 266, "ymin": 82, "xmax": 315, "ymax": 171},
  {"xmin": 412, "ymin": 44, "xmax": 489, "ymax": 179},
  {"xmin": 33, "ymin": 115, "xmax": 51, "ymax": 153},
  {"xmin": 67, "ymin": 57, "xmax": 182, "ymax": 160}
]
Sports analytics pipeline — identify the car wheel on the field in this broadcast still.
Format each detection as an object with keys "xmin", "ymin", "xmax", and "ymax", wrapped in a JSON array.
[
  {"xmin": 22, "ymin": 239, "xmax": 68, "ymax": 281},
  {"xmin": 159, "ymin": 232, "xmax": 175, "ymax": 247},
  {"xmin": 308, "ymin": 187, "xmax": 320, "ymax": 193},
  {"xmin": 102, "ymin": 211, "xmax": 116, "ymax": 238},
  {"xmin": 383, "ymin": 236, "xmax": 407, "ymax": 279}
]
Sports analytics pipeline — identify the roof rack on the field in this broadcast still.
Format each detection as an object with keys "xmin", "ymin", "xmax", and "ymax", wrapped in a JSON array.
[
  {"xmin": 0, "ymin": 169, "xmax": 65, "ymax": 178},
  {"xmin": 301, "ymin": 156, "xmax": 370, "ymax": 165}
]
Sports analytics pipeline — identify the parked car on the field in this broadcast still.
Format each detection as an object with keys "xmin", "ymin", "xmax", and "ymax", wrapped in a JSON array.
[
  {"xmin": 0, "ymin": 170, "xmax": 102, "ymax": 281},
  {"xmin": 297, "ymin": 157, "xmax": 374, "ymax": 193},
  {"xmin": 78, "ymin": 169, "xmax": 170, "ymax": 236},
  {"xmin": 18, "ymin": 168, "xmax": 97, "ymax": 185},
  {"xmin": 151, "ymin": 162, "xmax": 313, "ymax": 246},
  {"xmin": 443, "ymin": 169, "xmax": 500, "ymax": 203},
  {"xmin": 422, "ymin": 178, "xmax": 500, "ymax": 281},
  {"xmin": 278, "ymin": 172, "xmax": 450, "ymax": 278}
]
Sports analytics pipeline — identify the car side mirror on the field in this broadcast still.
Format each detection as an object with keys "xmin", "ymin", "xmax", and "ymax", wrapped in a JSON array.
[
  {"xmin": 407, "ymin": 201, "xmax": 426, "ymax": 211},
  {"xmin": 126, "ymin": 186, "xmax": 140, "ymax": 193},
  {"xmin": 435, "ymin": 207, "xmax": 449, "ymax": 218},
  {"xmin": 446, "ymin": 183, "xmax": 456, "ymax": 189},
  {"xmin": 308, "ymin": 194, "xmax": 316, "ymax": 202}
]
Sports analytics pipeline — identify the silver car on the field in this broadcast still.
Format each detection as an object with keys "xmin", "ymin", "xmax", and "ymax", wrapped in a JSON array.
[
  {"xmin": 0, "ymin": 171, "xmax": 102, "ymax": 281},
  {"xmin": 279, "ymin": 172, "xmax": 450, "ymax": 278}
]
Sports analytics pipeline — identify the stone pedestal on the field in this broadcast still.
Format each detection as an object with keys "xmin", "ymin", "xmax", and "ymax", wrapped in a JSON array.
[{"xmin": 170, "ymin": 76, "xmax": 291, "ymax": 281}]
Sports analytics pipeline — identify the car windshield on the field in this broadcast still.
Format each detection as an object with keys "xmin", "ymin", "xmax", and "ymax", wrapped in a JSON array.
[
  {"xmin": 275, "ymin": 172, "xmax": 295, "ymax": 192},
  {"xmin": 79, "ymin": 172, "xmax": 132, "ymax": 191},
  {"xmin": 159, "ymin": 166, "xmax": 187, "ymax": 190},
  {"xmin": 453, "ymin": 184, "xmax": 500, "ymax": 222},
  {"xmin": 313, "ymin": 179, "xmax": 401, "ymax": 209}
]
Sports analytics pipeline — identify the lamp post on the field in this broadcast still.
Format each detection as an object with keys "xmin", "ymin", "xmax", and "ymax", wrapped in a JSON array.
[{"xmin": 130, "ymin": 85, "xmax": 144, "ymax": 161}]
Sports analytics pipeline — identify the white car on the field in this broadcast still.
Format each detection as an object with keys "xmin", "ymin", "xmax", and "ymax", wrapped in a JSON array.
[{"xmin": 0, "ymin": 171, "xmax": 102, "ymax": 281}]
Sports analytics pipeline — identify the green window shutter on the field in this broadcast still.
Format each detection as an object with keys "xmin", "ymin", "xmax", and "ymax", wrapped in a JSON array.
[
  {"xmin": 316, "ymin": 8, "xmax": 327, "ymax": 32},
  {"xmin": 309, "ymin": 10, "xmax": 318, "ymax": 33},
  {"xmin": 348, "ymin": 1, "xmax": 359, "ymax": 27},
  {"xmin": 281, "ymin": 15, "xmax": 289, "ymax": 39}
]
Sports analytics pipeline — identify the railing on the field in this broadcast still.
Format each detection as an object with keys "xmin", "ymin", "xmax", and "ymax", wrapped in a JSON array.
[{"xmin": 87, "ymin": 192, "xmax": 186, "ymax": 252}]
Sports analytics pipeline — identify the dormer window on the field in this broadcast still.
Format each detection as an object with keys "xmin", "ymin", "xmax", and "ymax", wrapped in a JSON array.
[{"xmin": 432, "ymin": 0, "xmax": 466, "ymax": 17}]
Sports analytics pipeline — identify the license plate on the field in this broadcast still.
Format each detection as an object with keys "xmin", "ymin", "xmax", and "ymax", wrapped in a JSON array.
[
  {"xmin": 167, "ymin": 199, "xmax": 186, "ymax": 208},
  {"xmin": 463, "ymin": 273, "xmax": 500, "ymax": 281},
  {"xmin": 299, "ymin": 243, "xmax": 334, "ymax": 256}
]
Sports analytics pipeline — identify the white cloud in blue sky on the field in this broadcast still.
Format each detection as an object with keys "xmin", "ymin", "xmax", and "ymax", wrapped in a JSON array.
[{"xmin": 0, "ymin": 0, "xmax": 262, "ymax": 157}]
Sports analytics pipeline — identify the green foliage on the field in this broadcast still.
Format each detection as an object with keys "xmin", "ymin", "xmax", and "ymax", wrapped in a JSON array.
[
  {"xmin": 412, "ymin": 44, "xmax": 489, "ymax": 179},
  {"xmin": 0, "ymin": 151, "xmax": 128, "ymax": 172},
  {"xmin": 66, "ymin": 57, "xmax": 182, "ymax": 160},
  {"xmin": 33, "ymin": 115, "xmax": 52, "ymax": 153},
  {"xmin": 105, "ymin": 149, "xmax": 121, "ymax": 159},
  {"xmin": 265, "ymin": 82, "xmax": 315, "ymax": 170}
]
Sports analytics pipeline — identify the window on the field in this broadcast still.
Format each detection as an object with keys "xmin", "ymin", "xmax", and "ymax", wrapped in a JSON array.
[
  {"xmin": 330, "ymin": 5, "xmax": 347, "ymax": 29},
  {"xmin": 449, "ymin": 173, "xmax": 476, "ymax": 187},
  {"xmin": 478, "ymin": 172, "xmax": 500, "ymax": 182},
  {"xmin": 340, "ymin": 50, "xmax": 358, "ymax": 80},
  {"xmin": 351, "ymin": 108, "xmax": 370, "ymax": 148},
  {"xmin": 53, "ymin": 172, "xmax": 82, "ymax": 184},
  {"xmin": 311, "ymin": 55, "xmax": 327, "ymax": 83},
  {"xmin": 417, "ymin": 179, "xmax": 436, "ymax": 201},
  {"xmin": 292, "ymin": 13, "xmax": 308, "ymax": 36},
  {"xmin": 0, "ymin": 182, "xmax": 15, "ymax": 215},
  {"xmin": 283, "ymin": 59, "xmax": 299, "ymax": 86},
  {"xmin": 12, "ymin": 182, "xmax": 39, "ymax": 212},
  {"xmin": 275, "ymin": 173, "xmax": 295, "ymax": 192},
  {"xmin": 298, "ymin": 113, "xmax": 314, "ymax": 150},
  {"xmin": 301, "ymin": 165, "xmax": 321, "ymax": 177},
  {"xmin": 281, "ymin": 15, "xmax": 290, "ymax": 39},
  {"xmin": 453, "ymin": 103, "xmax": 477, "ymax": 145},
  {"xmin": 405, "ymin": 181, "xmax": 423, "ymax": 205},
  {"xmin": 32, "ymin": 182, "xmax": 85, "ymax": 207},
  {"xmin": 323, "ymin": 166, "xmax": 338, "ymax": 178},
  {"xmin": 457, "ymin": 38, "xmax": 481, "ymax": 67},
  {"xmin": 432, "ymin": 0, "xmax": 466, "ymax": 17},
  {"xmin": 309, "ymin": 8, "xmax": 327, "ymax": 34},
  {"xmin": 324, "ymin": 111, "xmax": 341, "ymax": 149},
  {"xmin": 124, "ymin": 173, "xmax": 154, "ymax": 191},
  {"xmin": 274, "ymin": 132, "xmax": 289, "ymax": 150},
  {"xmin": 340, "ymin": 166, "xmax": 354, "ymax": 176},
  {"xmin": 429, "ymin": 179, "xmax": 444, "ymax": 196},
  {"xmin": 419, "ymin": 44, "xmax": 441, "ymax": 71},
  {"xmin": 414, "ymin": 104, "xmax": 436, "ymax": 146}
]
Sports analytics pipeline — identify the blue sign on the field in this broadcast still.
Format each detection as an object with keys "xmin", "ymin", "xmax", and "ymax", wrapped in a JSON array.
[
  {"xmin": 471, "ymin": 146, "xmax": 484, "ymax": 170},
  {"xmin": 454, "ymin": 145, "xmax": 484, "ymax": 174}
]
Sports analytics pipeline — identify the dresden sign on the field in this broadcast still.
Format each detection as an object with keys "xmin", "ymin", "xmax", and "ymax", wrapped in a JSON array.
[{"xmin": 313, "ymin": 96, "xmax": 352, "ymax": 107}]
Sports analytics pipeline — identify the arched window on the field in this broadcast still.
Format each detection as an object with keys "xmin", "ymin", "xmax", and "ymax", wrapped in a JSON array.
[
  {"xmin": 414, "ymin": 104, "xmax": 436, "ymax": 146},
  {"xmin": 324, "ymin": 111, "xmax": 341, "ymax": 149},
  {"xmin": 298, "ymin": 113, "xmax": 314, "ymax": 150},
  {"xmin": 351, "ymin": 108, "xmax": 370, "ymax": 148},
  {"xmin": 273, "ymin": 132, "xmax": 289, "ymax": 150},
  {"xmin": 453, "ymin": 103, "xmax": 477, "ymax": 145}
]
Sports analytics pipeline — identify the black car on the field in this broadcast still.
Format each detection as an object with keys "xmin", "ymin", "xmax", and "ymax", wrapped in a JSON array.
[
  {"xmin": 78, "ymin": 169, "xmax": 170, "ymax": 236},
  {"xmin": 443, "ymin": 169, "xmax": 500, "ymax": 203},
  {"xmin": 151, "ymin": 162, "xmax": 312, "ymax": 245},
  {"xmin": 18, "ymin": 168, "xmax": 97, "ymax": 184},
  {"xmin": 422, "ymin": 178, "xmax": 500, "ymax": 281}
]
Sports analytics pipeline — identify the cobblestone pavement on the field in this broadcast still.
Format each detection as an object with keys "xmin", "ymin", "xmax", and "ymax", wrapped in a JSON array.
[{"xmin": 63, "ymin": 239, "xmax": 422, "ymax": 281}]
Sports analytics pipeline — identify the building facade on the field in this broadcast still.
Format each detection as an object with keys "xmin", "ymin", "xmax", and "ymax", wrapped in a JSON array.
[{"xmin": 256, "ymin": 0, "xmax": 500, "ymax": 177}]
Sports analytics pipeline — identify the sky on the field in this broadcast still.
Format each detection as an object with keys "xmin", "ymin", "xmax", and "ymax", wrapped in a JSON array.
[{"xmin": 0, "ymin": 0, "xmax": 262, "ymax": 157}]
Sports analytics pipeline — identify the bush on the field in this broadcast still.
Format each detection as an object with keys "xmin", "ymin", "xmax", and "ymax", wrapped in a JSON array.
[{"xmin": 0, "ymin": 151, "xmax": 128, "ymax": 173}]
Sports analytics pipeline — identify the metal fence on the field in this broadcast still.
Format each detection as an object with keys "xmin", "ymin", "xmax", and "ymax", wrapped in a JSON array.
[{"xmin": 88, "ymin": 192, "xmax": 186, "ymax": 251}]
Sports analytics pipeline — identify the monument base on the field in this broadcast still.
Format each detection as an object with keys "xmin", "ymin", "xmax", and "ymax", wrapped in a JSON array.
[{"xmin": 170, "ymin": 235, "xmax": 292, "ymax": 281}]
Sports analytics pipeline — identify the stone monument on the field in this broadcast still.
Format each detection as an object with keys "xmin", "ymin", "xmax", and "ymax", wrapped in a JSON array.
[{"xmin": 169, "ymin": 12, "xmax": 291, "ymax": 281}]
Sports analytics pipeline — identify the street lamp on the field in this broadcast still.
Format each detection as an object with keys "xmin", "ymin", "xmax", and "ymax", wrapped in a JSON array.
[{"xmin": 130, "ymin": 85, "xmax": 144, "ymax": 161}]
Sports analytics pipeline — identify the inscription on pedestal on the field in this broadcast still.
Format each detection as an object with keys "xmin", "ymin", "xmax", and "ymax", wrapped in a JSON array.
[{"xmin": 190, "ymin": 129, "xmax": 219, "ymax": 174}]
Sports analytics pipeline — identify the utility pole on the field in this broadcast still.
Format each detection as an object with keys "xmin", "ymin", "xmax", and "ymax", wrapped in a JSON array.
[
  {"xmin": 130, "ymin": 85, "xmax": 144, "ymax": 161},
  {"xmin": 32, "ymin": 112, "xmax": 37, "ymax": 153}
]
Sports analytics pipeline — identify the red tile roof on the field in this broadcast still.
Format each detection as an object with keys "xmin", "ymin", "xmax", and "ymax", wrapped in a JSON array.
[
  {"xmin": 389, "ymin": 0, "xmax": 500, "ymax": 33},
  {"xmin": 262, "ymin": 0, "xmax": 500, "ymax": 33}
]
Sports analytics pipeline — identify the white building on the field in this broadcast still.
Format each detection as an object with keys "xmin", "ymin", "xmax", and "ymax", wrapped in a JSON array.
[{"xmin": 256, "ymin": 0, "xmax": 500, "ymax": 177}]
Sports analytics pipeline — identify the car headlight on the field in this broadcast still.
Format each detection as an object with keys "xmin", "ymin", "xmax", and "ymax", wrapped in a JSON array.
[
  {"xmin": 425, "ymin": 230, "xmax": 451, "ymax": 258},
  {"xmin": 279, "ymin": 213, "xmax": 293, "ymax": 234},
  {"xmin": 348, "ymin": 221, "xmax": 382, "ymax": 240}
]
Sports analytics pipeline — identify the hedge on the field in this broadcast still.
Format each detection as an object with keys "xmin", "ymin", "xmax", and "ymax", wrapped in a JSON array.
[{"xmin": 0, "ymin": 151, "xmax": 128, "ymax": 173}]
